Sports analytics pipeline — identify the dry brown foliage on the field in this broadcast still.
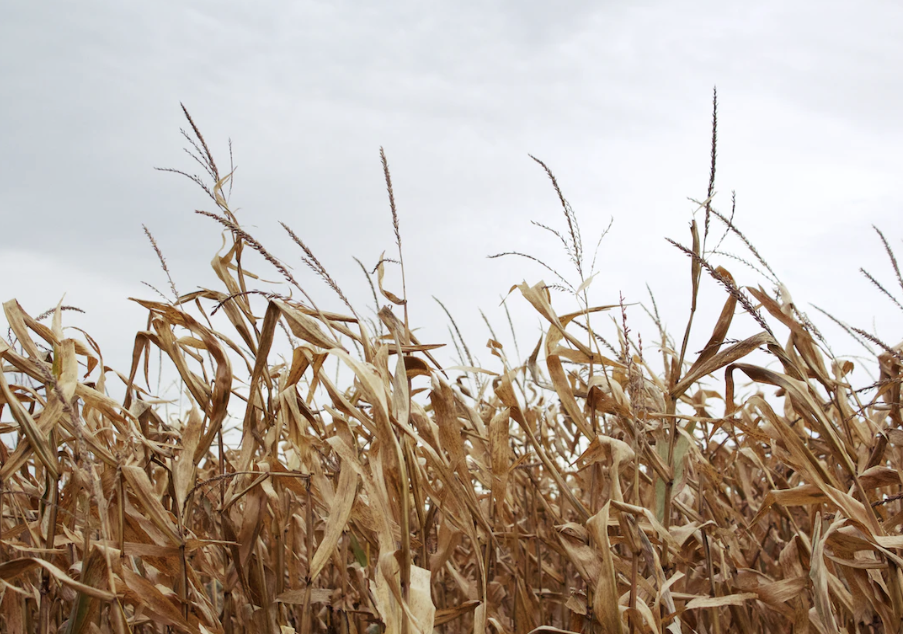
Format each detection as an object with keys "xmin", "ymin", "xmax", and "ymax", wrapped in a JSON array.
[{"xmin": 2, "ymin": 98, "xmax": 903, "ymax": 634}]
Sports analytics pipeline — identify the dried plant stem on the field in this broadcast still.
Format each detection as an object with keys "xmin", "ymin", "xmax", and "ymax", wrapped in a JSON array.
[
  {"xmin": 381, "ymin": 147, "xmax": 410, "ymax": 344},
  {"xmin": 38, "ymin": 467, "xmax": 60, "ymax": 634}
]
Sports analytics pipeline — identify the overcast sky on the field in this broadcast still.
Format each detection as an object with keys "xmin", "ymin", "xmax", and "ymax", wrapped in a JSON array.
[{"xmin": 2, "ymin": 1, "xmax": 902, "ymax": 381}]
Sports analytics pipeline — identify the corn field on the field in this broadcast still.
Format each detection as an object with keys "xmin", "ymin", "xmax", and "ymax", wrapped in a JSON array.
[{"xmin": 2, "ymin": 96, "xmax": 903, "ymax": 633}]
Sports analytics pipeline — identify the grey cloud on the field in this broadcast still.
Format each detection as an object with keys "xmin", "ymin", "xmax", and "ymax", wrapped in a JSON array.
[{"xmin": 2, "ymin": 1, "xmax": 902, "ymax": 373}]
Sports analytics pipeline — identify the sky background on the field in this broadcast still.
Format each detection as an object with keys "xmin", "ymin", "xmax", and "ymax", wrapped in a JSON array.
[{"xmin": 2, "ymin": 1, "xmax": 902, "ymax": 386}]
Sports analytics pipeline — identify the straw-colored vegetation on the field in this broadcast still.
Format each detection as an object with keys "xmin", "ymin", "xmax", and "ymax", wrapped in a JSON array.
[{"xmin": 2, "ymin": 93, "xmax": 903, "ymax": 634}]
